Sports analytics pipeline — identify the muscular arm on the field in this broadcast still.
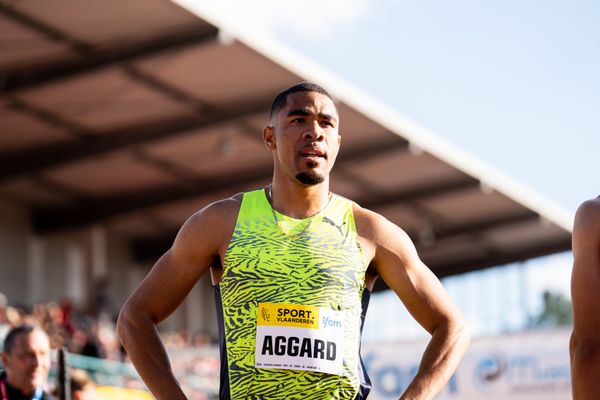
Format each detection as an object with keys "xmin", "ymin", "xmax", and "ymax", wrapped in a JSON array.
[
  {"xmin": 570, "ymin": 198, "xmax": 600, "ymax": 399},
  {"xmin": 117, "ymin": 198, "xmax": 238, "ymax": 400},
  {"xmin": 355, "ymin": 206, "xmax": 469, "ymax": 400}
]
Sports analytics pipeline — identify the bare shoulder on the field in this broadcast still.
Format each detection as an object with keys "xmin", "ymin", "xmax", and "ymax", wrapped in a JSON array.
[
  {"xmin": 182, "ymin": 193, "xmax": 240, "ymax": 230},
  {"xmin": 577, "ymin": 196, "xmax": 600, "ymax": 211},
  {"xmin": 572, "ymin": 197, "xmax": 600, "ymax": 266},
  {"xmin": 352, "ymin": 201, "xmax": 411, "ymax": 242},
  {"xmin": 574, "ymin": 197, "xmax": 600, "ymax": 234},
  {"xmin": 173, "ymin": 193, "xmax": 242, "ymax": 257},
  {"xmin": 351, "ymin": 202, "xmax": 418, "ymax": 270},
  {"xmin": 571, "ymin": 198, "xmax": 600, "ymax": 312},
  {"xmin": 351, "ymin": 202, "xmax": 379, "ymax": 238}
]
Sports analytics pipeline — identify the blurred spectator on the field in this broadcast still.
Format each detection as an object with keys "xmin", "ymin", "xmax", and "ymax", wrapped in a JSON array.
[
  {"xmin": 0, "ymin": 293, "xmax": 9, "ymax": 343},
  {"xmin": 0, "ymin": 324, "xmax": 52, "ymax": 399},
  {"xmin": 95, "ymin": 317, "xmax": 120, "ymax": 361},
  {"xmin": 55, "ymin": 369, "xmax": 98, "ymax": 400},
  {"xmin": 0, "ymin": 297, "xmax": 219, "ymax": 398},
  {"xmin": 69, "ymin": 319, "xmax": 104, "ymax": 359},
  {"xmin": 92, "ymin": 277, "xmax": 114, "ymax": 320}
]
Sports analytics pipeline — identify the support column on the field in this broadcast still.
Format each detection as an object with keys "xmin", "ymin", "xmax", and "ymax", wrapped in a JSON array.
[
  {"xmin": 65, "ymin": 243, "xmax": 86, "ymax": 307},
  {"xmin": 185, "ymin": 280, "xmax": 203, "ymax": 333},
  {"xmin": 91, "ymin": 226, "xmax": 108, "ymax": 279},
  {"xmin": 27, "ymin": 236, "xmax": 45, "ymax": 304},
  {"xmin": 184, "ymin": 274, "xmax": 217, "ymax": 338}
]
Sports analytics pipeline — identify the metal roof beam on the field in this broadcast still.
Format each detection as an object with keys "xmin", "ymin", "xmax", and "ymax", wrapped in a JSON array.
[
  {"xmin": 360, "ymin": 177, "xmax": 480, "ymax": 210},
  {"xmin": 372, "ymin": 232, "xmax": 571, "ymax": 291},
  {"xmin": 429, "ymin": 211, "xmax": 539, "ymax": 240},
  {"xmin": 0, "ymin": 3, "xmax": 92, "ymax": 53},
  {"xmin": 130, "ymin": 210, "xmax": 567, "ymax": 278},
  {"xmin": 32, "ymin": 137, "xmax": 409, "ymax": 233},
  {"xmin": 0, "ymin": 22, "xmax": 219, "ymax": 93},
  {"xmin": 122, "ymin": 65, "xmax": 212, "ymax": 113},
  {"xmin": 5, "ymin": 96, "xmax": 95, "ymax": 138},
  {"xmin": 0, "ymin": 97, "xmax": 271, "ymax": 182},
  {"xmin": 429, "ymin": 238, "xmax": 571, "ymax": 279},
  {"xmin": 32, "ymin": 164, "xmax": 273, "ymax": 233}
]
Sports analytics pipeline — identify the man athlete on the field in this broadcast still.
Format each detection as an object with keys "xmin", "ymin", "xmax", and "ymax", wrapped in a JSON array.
[
  {"xmin": 570, "ymin": 196, "xmax": 600, "ymax": 399},
  {"xmin": 118, "ymin": 82, "xmax": 469, "ymax": 399}
]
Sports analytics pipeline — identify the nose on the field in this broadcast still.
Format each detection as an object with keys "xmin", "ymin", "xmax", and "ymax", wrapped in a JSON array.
[
  {"xmin": 303, "ymin": 120, "xmax": 323, "ymax": 141},
  {"xmin": 30, "ymin": 353, "xmax": 40, "ymax": 368}
]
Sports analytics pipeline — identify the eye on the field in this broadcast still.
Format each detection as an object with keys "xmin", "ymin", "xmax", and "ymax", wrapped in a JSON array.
[
  {"xmin": 290, "ymin": 117, "xmax": 305, "ymax": 124},
  {"xmin": 320, "ymin": 120, "xmax": 334, "ymax": 127}
]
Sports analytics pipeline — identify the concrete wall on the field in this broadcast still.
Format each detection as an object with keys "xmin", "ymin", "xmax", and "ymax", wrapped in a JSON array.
[
  {"xmin": 0, "ymin": 196, "xmax": 29, "ymax": 304},
  {"xmin": 0, "ymin": 195, "xmax": 217, "ymax": 337}
]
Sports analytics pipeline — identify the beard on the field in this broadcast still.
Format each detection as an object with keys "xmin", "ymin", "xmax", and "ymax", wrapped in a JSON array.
[{"xmin": 295, "ymin": 171, "xmax": 324, "ymax": 185}]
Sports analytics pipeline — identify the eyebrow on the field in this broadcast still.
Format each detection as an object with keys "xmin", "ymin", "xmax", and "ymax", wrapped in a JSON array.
[{"xmin": 287, "ymin": 108, "xmax": 338, "ymax": 123}]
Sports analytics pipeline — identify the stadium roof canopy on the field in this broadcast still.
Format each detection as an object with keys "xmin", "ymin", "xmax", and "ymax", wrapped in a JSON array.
[{"xmin": 0, "ymin": 0, "xmax": 572, "ymax": 290}]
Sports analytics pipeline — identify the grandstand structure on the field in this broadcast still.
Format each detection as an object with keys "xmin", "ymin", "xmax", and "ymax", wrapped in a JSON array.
[{"xmin": 0, "ymin": 1, "xmax": 572, "ymax": 337}]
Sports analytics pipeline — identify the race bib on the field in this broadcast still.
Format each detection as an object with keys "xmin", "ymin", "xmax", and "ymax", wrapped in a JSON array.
[{"xmin": 255, "ymin": 302, "xmax": 344, "ymax": 375}]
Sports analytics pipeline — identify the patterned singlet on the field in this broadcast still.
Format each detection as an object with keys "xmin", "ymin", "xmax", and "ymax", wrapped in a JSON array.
[{"xmin": 214, "ymin": 188, "xmax": 372, "ymax": 399}]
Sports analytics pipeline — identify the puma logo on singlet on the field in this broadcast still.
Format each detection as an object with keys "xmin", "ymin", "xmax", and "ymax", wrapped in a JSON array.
[{"xmin": 322, "ymin": 216, "xmax": 345, "ymax": 236}]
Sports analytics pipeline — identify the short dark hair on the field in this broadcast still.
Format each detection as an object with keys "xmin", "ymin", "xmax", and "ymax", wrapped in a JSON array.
[
  {"xmin": 269, "ymin": 82, "xmax": 335, "ymax": 121},
  {"xmin": 3, "ymin": 324, "xmax": 44, "ymax": 354}
]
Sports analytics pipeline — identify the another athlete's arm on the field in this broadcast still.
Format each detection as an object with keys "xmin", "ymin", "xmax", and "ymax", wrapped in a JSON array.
[
  {"xmin": 356, "ymin": 206, "xmax": 469, "ymax": 400},
  {"xmin": 570, "ymin": 198, "xmax": 600, "ymax": 399},
  {"xmin": 117, "ymin": 199, "xmax": 237, "ymax": 400}
]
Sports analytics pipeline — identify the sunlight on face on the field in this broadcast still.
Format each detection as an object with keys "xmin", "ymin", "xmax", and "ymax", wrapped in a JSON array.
[{"xmin": 2, "ymin": 330, "xmax": 51, "ymax": 395}]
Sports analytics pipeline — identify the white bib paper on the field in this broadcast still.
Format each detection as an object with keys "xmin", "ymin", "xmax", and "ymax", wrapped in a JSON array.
[{"xmin": 255, "ymin": 302, "xmax": 344, "ymax": 375}]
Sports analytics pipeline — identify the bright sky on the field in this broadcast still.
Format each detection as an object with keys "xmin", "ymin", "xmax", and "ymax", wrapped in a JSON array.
[{"xmin": 190, "ymin": 0, "xmax": 599, "ymax": 338}]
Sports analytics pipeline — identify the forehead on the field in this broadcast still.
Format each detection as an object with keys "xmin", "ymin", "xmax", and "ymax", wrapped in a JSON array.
[
  {"xmin": 281, "ymin": 91, "xmax": 338, "ymax": 117},
  {"xmin": 11, "ymin": 331, "xmax": 50, "ymax": 352}
]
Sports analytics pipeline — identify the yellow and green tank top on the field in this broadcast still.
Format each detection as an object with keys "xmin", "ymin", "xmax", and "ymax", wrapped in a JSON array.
[{"xmin": 214, "ymin": 188, "xmax": 372, "ymax": 399}]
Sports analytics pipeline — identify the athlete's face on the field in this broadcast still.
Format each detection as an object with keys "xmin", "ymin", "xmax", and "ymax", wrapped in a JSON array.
[
  {"xmin": 1, "ymin": 330, "xmax": 51, "ymax": 395},
  {"xmin": 263, "ymin": 91, "xmax": 341, "ymax": 186}
]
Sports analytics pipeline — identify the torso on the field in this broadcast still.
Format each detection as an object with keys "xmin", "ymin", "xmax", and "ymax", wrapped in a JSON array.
[
  {"xmin": 213, "ymin": 188, "xmax": 373, "ymax": 399},
  {"xmin": 210, "ymin": 191, "xmax": 379, "ymax": 290}
]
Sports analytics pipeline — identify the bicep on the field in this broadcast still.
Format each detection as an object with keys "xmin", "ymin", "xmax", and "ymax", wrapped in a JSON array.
[
  {"xmin": 124, "ymin": 204, "xmax": 231, "ymax": 323},
  {"xmin": 373, "ymin": 221, "xmax": 461, "ymax": 334},
  {"xmin": 125, "ymin": 248, "xmax": 211, "ymax": 324}
]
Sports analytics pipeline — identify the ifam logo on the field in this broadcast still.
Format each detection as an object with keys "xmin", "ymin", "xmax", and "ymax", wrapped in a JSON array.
[
  {"xmin": 322, "ymin": 315, "xmax": 342, "ymax": 328},
  {"xmin": 473, "ymin": 354, "xmax": 506, "ymax": 389}
]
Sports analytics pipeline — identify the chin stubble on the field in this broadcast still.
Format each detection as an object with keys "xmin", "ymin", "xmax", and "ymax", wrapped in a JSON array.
[{"xmin": 295, "ymin": 171, "xmax": 324, "ymax": 185}]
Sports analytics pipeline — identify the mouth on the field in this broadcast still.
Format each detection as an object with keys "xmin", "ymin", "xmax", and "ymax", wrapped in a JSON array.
[
  {"xmin": 30, "ymin": 369, "xmax": 47, "ymax": 380},
  {"xmin": 300, "ymin": 146, "xmax": 327, "ymax": 163}
]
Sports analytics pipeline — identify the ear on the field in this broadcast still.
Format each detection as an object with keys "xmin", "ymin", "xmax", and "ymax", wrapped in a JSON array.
[
  {"xmin": 1, "ymin": 352, "xmax": 9, "ymax": 370},
  {"xmin": 263, "ymin": 126, "xmax": 276, "ymax": 150}
]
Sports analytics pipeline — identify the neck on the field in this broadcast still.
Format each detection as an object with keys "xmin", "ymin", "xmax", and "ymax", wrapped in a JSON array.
[
  {"xmin": 268, "ymin": 180, "xmax": 331, "ymax": 219},
  {"xmin": 4, "ymin": 375, "xmax": 35, "ymax": 397}
]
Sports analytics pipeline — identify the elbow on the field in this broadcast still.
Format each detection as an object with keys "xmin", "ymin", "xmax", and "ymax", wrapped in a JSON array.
[
  {"xmin": 116, "ymin": 304, "xmax": 129, "ymax": 345},
  {"xmin": 116, "ymin": 301, "xmax": 137, "ymax": 347},
  {"xmin": 571, "ymin": 333, "xmax": 600, "ymax": 367},
  {"xmin": 431, "ymin": 313, "xmax": 470, "ymax": 357},
  {"xmin": 117, "ymin": 300, "xmax": 157, "ymax": 347},
  {"xmin": 441, "ymin": 313, "xmax": 470, "ymax": 358},
  {"xmin": 453, "ymin": 317, "xmax": 471, "ymax": 356}
]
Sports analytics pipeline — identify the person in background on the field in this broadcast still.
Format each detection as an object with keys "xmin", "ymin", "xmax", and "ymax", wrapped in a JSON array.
[
  {"xmin": 570, "ymin": 196, "xmax": 600, "ymax": 399},
  {"xmin": 0, "ymin": 293, "xmax": 10, "ymax": 343},
  {"xmin": 55, "ymin": 369, "xmax": 98, "ymax": 400},
  {"xmin": 1, "ymin": 325, "xmax": 52, "ymax": 399}
]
